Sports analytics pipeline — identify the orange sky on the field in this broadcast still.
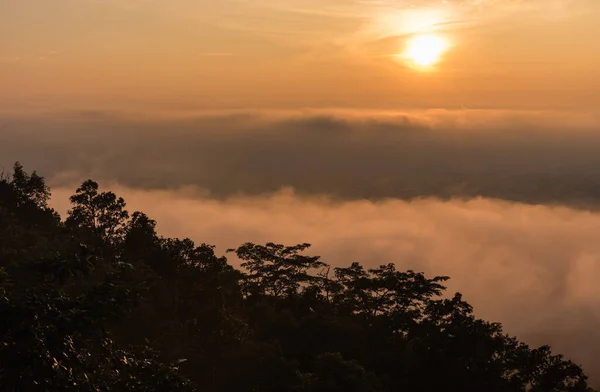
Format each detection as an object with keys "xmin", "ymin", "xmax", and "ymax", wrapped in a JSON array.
[{"xmin": 2, "ymin": 0, "xmax": 599, "ymax": 110}]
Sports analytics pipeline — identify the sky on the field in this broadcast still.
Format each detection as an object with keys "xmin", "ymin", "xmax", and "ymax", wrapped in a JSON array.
[
  {"xmin": 2, "ymin": 0, "xmax": 600, "ymax": 109},
  {"xmin": 3, "ymin": 0, "xmax": 600, "ymax": 385}
]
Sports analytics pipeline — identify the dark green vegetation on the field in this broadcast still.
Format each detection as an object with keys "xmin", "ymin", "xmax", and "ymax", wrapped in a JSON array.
[{"xmin": 0, "ymin": 162, "xmax": 595, "ymax": 391}]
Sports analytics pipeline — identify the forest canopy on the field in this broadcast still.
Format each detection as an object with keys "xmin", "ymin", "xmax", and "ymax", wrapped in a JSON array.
[{"xmin": 0, "ymin": 162, "xmax": 595, "ymax": 391}]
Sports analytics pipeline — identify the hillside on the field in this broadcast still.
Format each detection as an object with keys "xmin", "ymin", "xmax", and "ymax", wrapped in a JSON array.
[{"xmin": 0, "ymin": 162, "xmax": 594, "ymax": 391}]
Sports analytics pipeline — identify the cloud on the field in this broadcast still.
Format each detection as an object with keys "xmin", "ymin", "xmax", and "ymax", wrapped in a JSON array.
[
  {"xmin": 79, "ymin": 0, "xmax": 156, "ymax": 10},
  {"xmin": 240, "ymin": 0, "xmax": 580, "ymax": 42},
  {"xmin": 224, "ymin": 0, "xmax": 564, "ymax": 51},
  {"xmin": 48, "ymin": 185, "xmax": 600, "ymax": 384},
  {"xmin": 2, "ymin": 108, "xmax": 600, "ymax": 208},
  {"xmin": 0, "ymin": 51, "xmax": 57, "ymax": 64},
  {"xmin": 197, "ymin": 52, "xmax": 236, "ymax": 57},
  {"xmin": 0, "ymin": 56, "xmax": 21, "ymax": 64}
]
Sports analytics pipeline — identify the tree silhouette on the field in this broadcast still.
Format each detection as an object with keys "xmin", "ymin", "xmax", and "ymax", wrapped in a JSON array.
[
  {"xmin": 0, "ymin": 162, "xmax": 596, "ymax": 391},
  {"xmin": 66, "ymin": 180, "xmax": 129, "ymax": 247}
]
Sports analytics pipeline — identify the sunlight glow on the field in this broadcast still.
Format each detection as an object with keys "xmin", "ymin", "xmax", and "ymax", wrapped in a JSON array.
[
  {"xmin": 402, "ymin": 34, "xmax": 449, "ymax": 69},
  {"xmin": 374, "ymin": 8, "xmax": 451, "ymax": 37}
]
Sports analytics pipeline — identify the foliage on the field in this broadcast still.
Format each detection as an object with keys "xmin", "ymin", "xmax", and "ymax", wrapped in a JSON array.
[{"xmin": 0, "ymin": 162, "xmax": 596, "ymax": 391}]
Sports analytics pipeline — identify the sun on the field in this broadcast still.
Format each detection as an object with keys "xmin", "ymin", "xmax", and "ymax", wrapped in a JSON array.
[{"xmin": 402, "ymin": 34, "xmax": 449, "ymax": 68}]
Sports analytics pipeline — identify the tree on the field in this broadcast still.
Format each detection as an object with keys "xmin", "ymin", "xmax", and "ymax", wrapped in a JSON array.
[
  {"xmin": 0, "ymin": 162, "xmax": 596, "ymax": 392},
  {"xmin": 66, "ymin": 180, "xmax": 129, "ymax": 248},
  {"xmin": 230, "ymin": 242, "xmax": 326, "ymax": 298},
  {"xmin": 10, "ymin": 161, "xmax": 51, "ymax": 208},
  {"xmin": 0, "ymin": 163, "xmax": 62, "ymax": 281},
  {"xmin": 0, "ymin": 164, "xmax": 195, "ymax": 391},
  {"xmin": 300, "ymin": 352, "xmax": 381, "ymax": 392}
]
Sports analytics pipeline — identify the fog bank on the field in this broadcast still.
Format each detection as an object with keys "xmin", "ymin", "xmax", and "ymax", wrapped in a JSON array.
[
  {"xmin": 50, "ymin": 185, "xmax": 600, "ymax": 381},
  {"xmin": 2, "ymin": 108, "xmax": 600, "ymax": 207}
]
